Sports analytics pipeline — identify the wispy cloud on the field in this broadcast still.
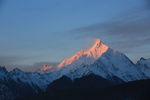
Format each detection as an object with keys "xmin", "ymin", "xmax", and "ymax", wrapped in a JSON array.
[
  {"xmin": 3, "ymin": 61, "xmax": 59, "ymax": 72},
  {"xmin": 71, "ymin": 10, "xmax": 150, "ymax": 36},
  {"xmin": 69, "ymin": 2, "xmax": 150, "ymax": 52},
  {"xmin": 111, "ymin": 37, "xmax": 150, "ymax": 52},
  {"xmin": 0, "ymin": 56, "xmax": 29, "ymax": 66},
  {"xmin": 0, "ymin": 55, "xmax": 58, "ymax": 72}
]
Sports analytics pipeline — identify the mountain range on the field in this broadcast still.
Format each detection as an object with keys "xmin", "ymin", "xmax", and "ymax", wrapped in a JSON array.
[{"xmin": 0, "ymin": 39, "xmax": 150, "ymax": 100}]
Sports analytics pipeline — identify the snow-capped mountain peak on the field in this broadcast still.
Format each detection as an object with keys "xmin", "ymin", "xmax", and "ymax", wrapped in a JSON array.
[
  {"xmin": 37, "ymin": 38, "xmax": 146, "ymax": 82},
  {"xmin": 84, "ymin": 39, "xmax": 109, "ymax": 59},
  {"xmin": 49, "ymin": 39, "xmax": 146, "ymax": 82},
  {"xmin": 57, "ymin": 39, "xmax": 109, "ymax": 68}
]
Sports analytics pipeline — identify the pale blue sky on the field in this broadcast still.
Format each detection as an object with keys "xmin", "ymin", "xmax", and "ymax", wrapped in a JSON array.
[{"xmin": 0, "ymin": 0, "xmax": 150, "ymax": 71}]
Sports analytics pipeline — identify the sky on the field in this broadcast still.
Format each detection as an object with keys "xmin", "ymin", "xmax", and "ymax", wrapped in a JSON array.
[{"xmin": 0, "ymin": 0, "xmax": 150, "ymax": 71}]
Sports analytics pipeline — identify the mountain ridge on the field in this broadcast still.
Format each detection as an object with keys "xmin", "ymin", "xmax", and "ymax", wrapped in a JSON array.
[{"xmin": 0, "ymin": 38, "xmax": 150, "ymax": 100}]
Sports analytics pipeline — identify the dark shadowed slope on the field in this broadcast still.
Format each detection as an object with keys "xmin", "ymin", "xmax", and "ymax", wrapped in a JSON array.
[{"xmin": 20, "ymin": 77, "xmax": 150, "ymax": 100}]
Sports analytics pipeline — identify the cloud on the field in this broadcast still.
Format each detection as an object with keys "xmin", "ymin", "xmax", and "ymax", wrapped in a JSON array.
[
  {"xmin": 71, "ymin": 11, "xmax": 150, "ymax": 37},
  {"xmin": 111, "ymin": 37, "xmax": 150, "ymax": 52},
  {"xmin": 0, "ymin": 56, "xmax": 29, "ymax": 65},
  {"xmin": 4, "ymin": 61, "xmax": 59, "ymax": 72},
  {"xmin": 0, "ymin": 55, "xmax": 30, "ymax": 71},
  {"xmin": 69, "ymin": 3, "xmax": 150, "ymax": 51},
  {"xmin": 0, "ymin": 55, "xmax": 57, "ymax": 72},
  {"xmin": 32, "ymin": 62, "xmax": 58, "ymax": 67}
]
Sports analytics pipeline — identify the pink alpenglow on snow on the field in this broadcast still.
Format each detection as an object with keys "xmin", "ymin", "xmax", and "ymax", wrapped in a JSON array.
[
  {"xmin": 85, "ymin": 39, "xmax": 109, "ymax": 59},
  {"xmin": 39, "ymin": 65, "xmax": 53, "ymax": 71},
  {"xmin": 39, "ymin": 39, "xmax": 109, "ymax": 71},
  {"xmin": 57, "ymin": 39, "xmax": 109, "ymax": 68}
]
